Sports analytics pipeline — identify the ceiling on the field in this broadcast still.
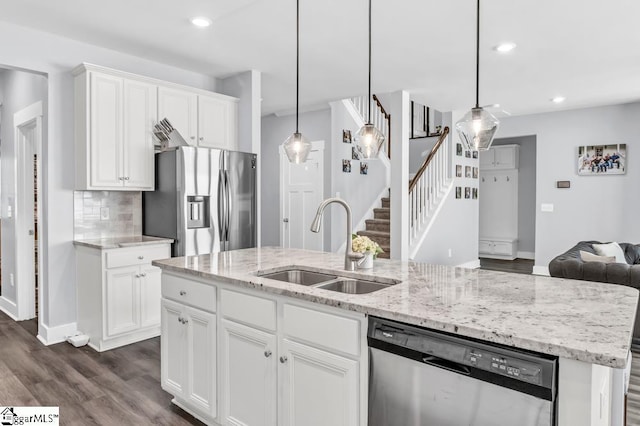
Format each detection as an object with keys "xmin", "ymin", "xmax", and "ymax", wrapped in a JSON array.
[{"xmin": 2, "ymin": 0, "xmax": 640, "ymax": 116}]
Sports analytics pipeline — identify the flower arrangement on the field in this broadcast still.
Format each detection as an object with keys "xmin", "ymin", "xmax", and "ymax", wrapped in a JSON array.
[{"xmin": 351, "ymin": 234, "xmax": 384, "ymax": 258}]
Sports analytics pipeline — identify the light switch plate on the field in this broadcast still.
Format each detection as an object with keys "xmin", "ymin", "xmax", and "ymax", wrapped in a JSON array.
[
  {"xmin": 100, "ymin": 207, "xmax": 110, "ymax": 220},
  {"xmin": 541, "ymin": 203, "xmax": 554, "ymax": 212}
]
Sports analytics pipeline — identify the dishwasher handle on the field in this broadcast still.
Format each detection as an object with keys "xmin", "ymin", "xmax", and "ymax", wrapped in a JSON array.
[{"xmin": 422, "ymin": 355, "xmax": 471, "ymax": 376}]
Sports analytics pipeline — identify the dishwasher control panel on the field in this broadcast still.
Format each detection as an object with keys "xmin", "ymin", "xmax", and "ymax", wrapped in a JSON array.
[{"xmin": 465, "ymin": 349, "xmax": 542, "ymax": 385}]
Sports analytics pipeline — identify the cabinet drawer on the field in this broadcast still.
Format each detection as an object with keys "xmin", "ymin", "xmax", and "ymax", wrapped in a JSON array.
[
  {"xmin": 478, "ymin": 240, "xmax": 492, "ymax": 254},
  {"xmin": 283, "ymin": 304, "xmax": 361, "ymax": 357},
  {"xmin": 493, "ymin": 242, "xmax": 514, "ymax": 256},
  {"xmin": 162, "ymin": 273, "xmax": 216, "ymax": 313},
  {"xmin": 221, "ymin": 289, "xmax": 276, "ymax": 332},
  {"xmin": 105, "ymin": 244, "xmax": 170, "ymax": 269}
]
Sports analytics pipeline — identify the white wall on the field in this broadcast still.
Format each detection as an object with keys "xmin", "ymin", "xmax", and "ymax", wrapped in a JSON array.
[
  {"xmin": 260, "ymin": 108, "xmax": 332, "ymax": 249},
  {"xmin": 330, "ymin": 100, "xmax": 388, "ymax": 252},
  {"xmin": 498, "ymin": 102, "xmax": 640, "ymax": 269},
  {"xmin": 0, "ymin": 68, "xmax": 48, "ymax": 310},
  {"xmin": 0, "ymin": 21, "xmax": 219, "ymax": 339},
  {"xmin": 491, "ymin": 136, "xmax": 537, "ymax": 256}
]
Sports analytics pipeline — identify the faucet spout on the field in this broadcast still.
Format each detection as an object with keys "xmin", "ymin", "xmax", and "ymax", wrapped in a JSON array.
[{"xmin": 310, "ymin": 197, "xmax": 363, "ymax": 271}]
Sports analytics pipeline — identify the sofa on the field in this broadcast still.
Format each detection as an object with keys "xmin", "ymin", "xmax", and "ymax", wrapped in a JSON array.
[{"xmin": 549, "ymin": 240, "xmax": 640, "ymax": 340}]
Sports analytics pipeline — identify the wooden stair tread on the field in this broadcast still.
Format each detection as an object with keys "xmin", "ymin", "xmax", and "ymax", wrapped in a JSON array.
[
  {"xmin": 366, "ymin": 219, "xmax": 390, "ymax": 224},
  {"xmin": 357, "ymin": 230, "xmax": 390, "ymax": 237}
]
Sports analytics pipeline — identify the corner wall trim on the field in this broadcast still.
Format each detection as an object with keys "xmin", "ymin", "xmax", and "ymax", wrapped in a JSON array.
[
  {"xmin": 37, "ymin": 322, "xmax": 78, "ymax": 346},
  {"xmin": 532, "ymin": 266, "xmax": 550, "ymax": 276},
  {"xmin": 457, "ymin": 259, "xmax": 481, "ymax": 269}
]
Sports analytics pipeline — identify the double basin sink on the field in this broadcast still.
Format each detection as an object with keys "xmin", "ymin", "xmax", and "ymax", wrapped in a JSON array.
[{"xmin": 257, "ymin": 268, "xmax": 400, "ymax": 295}]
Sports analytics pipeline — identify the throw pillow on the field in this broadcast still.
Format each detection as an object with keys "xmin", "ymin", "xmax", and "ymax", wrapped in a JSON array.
[
  {"xmin": 592, "ymin": 242, "xmax": 627, "ymax": 264},
  {"xmin": 580, "ymin": 250, "xmax": 616, "ymax": 264}
]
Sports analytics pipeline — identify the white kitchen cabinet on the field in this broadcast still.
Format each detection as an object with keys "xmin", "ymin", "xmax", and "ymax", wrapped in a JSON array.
[
  {"xmin": 280, "ymin": 338, "xmax": 360, "ymax": 426},
  {"xmin": 478, "ymin": 238, "xmax": 518, "ymax": 260},
  {"xmin": 161, "ymin": 299, "xmax": 217, "ymax": 418},
  {"xmin": 75, "ymin": 243, "xmax": 171, "ymax": 351},
  {"xmin": 221, "ymin": 319, "xmax": 277, "ymax": 426},
  {"xmin": 75, "ymin": 66, "xmax": 156, "ymax": 190},
  {"xmin": 198, "ymin": 94, "xmax": 238, "ymax": 150},
  {"xmin": 479, "ymin": 144, "xmax": 519, "ymax": 170},
  {"xmin": 158, "ymin": 86, "xmax": 198, "ymax": 144}
]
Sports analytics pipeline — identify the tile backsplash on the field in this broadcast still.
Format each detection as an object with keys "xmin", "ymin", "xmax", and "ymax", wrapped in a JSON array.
[{"xmin": 74, "ymin": 191, "xmax": 142, "ymax": 240}]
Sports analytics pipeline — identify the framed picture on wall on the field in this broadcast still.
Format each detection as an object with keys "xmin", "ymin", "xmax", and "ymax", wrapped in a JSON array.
[
  {"xmin": 343, "ymin": 129, "xmax": 352, "ymax": 143},
  {"xmin": 465, "ymin": 150, "xmax": 471, "ymax": 158},
  {"xmin": 472, "ymin": 188, "xmax": 478, "ymax": 199},
  {"xmin": 473, "ymin": 167, "xmax": 478, "ymax": 178},
  {"xmin": 456, "ymin": 165, "xmax": 462, "ymax": 177},
  {"xmin": 473, "ymin": 151, "xmax": 479, "ymax": 159},
  {"xmin": 455, "ymin": 187, "xmax": 462, "ymax": 199},
  {"xmin": 577, "ymin": 144, "xmax": 626, "ymax": 175},
  {"xmin": 411, "ymin": 101, "xmax": 427, "ymax": 138},
  {"xmin": 465, "ymin": 166, "xmax": 472, "ymax": 178},
  {"xmin": 342, "ymin": 159, "xmax": 351, "ymax": 173},
  {"xmin": 456, "ymin": 143, "xmax": 463, "ymax": 156},
  {"xmin": 360, "ymin": 162, "xmax": 369, "ymax": 175},
  {"xmin": 352, "ymin": 147, "xmax": 360, "ymax": 160},
  {"xmin": 465, "ymin": 187, "xmax": 471, "ymax": 199}
]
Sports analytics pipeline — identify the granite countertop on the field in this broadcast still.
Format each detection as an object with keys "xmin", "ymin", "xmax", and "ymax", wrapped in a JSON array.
[
  {"xmin": 74, "ymin": 235, "xmax": 174, "ymax": 249},
  {"xmin": 152, "ymin": 247, "xmax": 638, "ymax": 368}
]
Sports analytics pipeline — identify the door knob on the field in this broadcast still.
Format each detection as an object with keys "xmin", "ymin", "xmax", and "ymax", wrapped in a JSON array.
[
  {"xmin": 264, "ymin": 350, "xmax": 272, "ymax": 358},
  {"xmin": 279, "ymin": 356, "xmax": 288, "ymax": 364}
]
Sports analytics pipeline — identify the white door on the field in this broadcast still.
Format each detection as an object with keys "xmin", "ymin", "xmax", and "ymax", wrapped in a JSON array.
[
  {"xmin": 185, "ymin": 306, "xmax": 217, "ymax": 418},
  {"xmin": 161, "ymin": 298, "xmax": 187, "ymax": 397},
  {"xmin": 280, "ymin": 339, "xmax": 359, "ymax": 426},
  {"xmin": 123, "ymin": 79, "xmax": 156, "ymax": 189},
  {"xmin": 158, "ymin": 87, "xmax": 198, "ymax": 145},
  {"xmin": 90, "ymin": 72, "xmax": 123, "ymax": 187},
  {"xmin": 221, "ymin": 319, "xmax": 277, "ymax": 426},
  {"xmin": 105, "ymin": 266, "xmax": 140, "ymax": 336},
  {"xmin": 139, "ymin": 265, "xmax": 161, "ymax": 328},
  {"xmin": 198, "ymin": 94, "xmax": 237, "ymax": 150},
  {"xmin": 280, "ymin": 141, "xmax": 324, "ymax": 250}
]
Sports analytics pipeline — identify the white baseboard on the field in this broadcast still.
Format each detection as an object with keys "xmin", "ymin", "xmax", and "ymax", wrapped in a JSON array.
[
  {"xmin": 533, "ymin": 266, "xmax": 550, "ymax": 276},
  {"xmin": 37, "ymin": 321, "xmax": 78, "ymax": 346},
  {"xmin": 517, "ymin": 251, "xmax": 535, "ymax": 260},
  {"xmin": 457, "ymin": 259, "xmax": 481, "ymax": 269},
  {"xmin": 0, "ymin": 296, "xmax": 18, "ymax": 320}
]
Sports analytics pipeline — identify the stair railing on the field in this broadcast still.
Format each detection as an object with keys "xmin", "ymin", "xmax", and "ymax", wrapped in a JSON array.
[
  {"xmin": 349, "ymin": 95, "xmax": 391, "ymax": 158},
  {"xmin": 408, "ymin": 127, "xmax": 450, "ymax": 244}
]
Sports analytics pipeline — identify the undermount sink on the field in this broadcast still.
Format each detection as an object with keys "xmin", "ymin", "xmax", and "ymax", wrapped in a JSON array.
[
  {"xmin": 257, "ymin": 267, "xmax": 400, "ymax": 295},
  {"xmin": 258, "ymin": 269, "xmax": 338, "ymax": 286}
]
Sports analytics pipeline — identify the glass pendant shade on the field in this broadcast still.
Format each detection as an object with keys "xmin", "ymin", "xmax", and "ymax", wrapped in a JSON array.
[
  {"xmin": 455, "ymin": 107, "xmax": 499, "ymax": 151},
  {"xmin": 283, "ymin": 132, "xmax": 311, "ymax": 164},
  {"xmin": 354, "ymin": 123, "xmax": 385, "ymax": 159}
]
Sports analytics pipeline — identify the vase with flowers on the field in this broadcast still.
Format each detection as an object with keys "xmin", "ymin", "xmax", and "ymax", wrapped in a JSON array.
[{"xmin": 351, "ymin": 234, "xmax": 383, "ymax": 269}]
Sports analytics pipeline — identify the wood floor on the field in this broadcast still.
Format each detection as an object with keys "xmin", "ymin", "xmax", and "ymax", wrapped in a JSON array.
[
  {"xmin": 0, "ymin": 311, "xmax": 203, "ymax": 425},
  {"xmin": 479, "ymin": 257, "xmax": 534, "ymax": 275}
]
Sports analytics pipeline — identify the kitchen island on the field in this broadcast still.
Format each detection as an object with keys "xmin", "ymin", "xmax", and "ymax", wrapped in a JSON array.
[{"xmin": 153, "ymin": 247, "xmax": 638, "ymax": 426}]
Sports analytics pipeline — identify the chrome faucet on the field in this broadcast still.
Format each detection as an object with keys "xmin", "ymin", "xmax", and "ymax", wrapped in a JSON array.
[{"xmin": 310, "ymin": 197, "xmax": 364, "ymax": 271}]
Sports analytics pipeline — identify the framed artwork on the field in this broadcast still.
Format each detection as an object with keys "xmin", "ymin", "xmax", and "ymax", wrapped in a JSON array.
[
  {"xmin": 343, "ymin": 129, "xmax": 352, "ymax": 143},
  {"xmin": 465, "ymin": 187, "xmax": 471, "ymax": 199},
  {"xmin": 473, "ymin": 151, "xmax": 479, "ymax": 159},
  {"xmin": 472, "ymin": 188, "xmax": 478, "ymax": 199},
  {"xmin": 465, "ymin": 150, "xmax": 471, "ymax": 158},
  {"xmin": 578, "ymin": 144, "xmax": 626, "ymax": 175},
  {"xmin": 360, "ymin": 162, "xmax": 369, "ymax": 175},
  {"xmin": 456, "ymin": 165, "xmax": 462, "ymax": 177},
  {"xmin": 352, "ymin": 147, "xmax": 360, "ymax": 160},
  {"xmin": 410, "ymin": 101, "xmax": 427, "ymax": 138},
  {"xmin": 465, "ymin": 166, "xmax": 472, "ymax": 178},
  {"xmin": 455, "ymin": 187, "xmax": 462, "ymax": 199},
  {"xmin": 342, "ymin": 159, "xmax": 351, "ymax": 173},
  {"xmin": 473, "ymin": 167, "xmax": 478, "ymax": 179},
  {"xmin": 456, "ymin": 143, "xmax": 463, "ymax": 156}
]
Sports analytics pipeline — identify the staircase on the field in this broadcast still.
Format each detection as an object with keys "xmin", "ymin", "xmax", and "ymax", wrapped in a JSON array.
[{"xmin": 357, "ymin": 195, "xmax": 391, "ymax": 259}]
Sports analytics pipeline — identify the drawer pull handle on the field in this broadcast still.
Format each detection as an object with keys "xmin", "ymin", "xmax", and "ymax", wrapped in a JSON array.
[
  {"xmin": 140, "ymin": 273, "xmax": 146, "ymax": 277},
  {"xmin": 264, "ymin": 350, "xmax": 272, "ymax": 358},
  {"xmin": 138, "ymin": 256, "xmax": 144, "ymax": 260},
  {"xmin": 183, "ymin": 318, "xmax": 188, "ymax": 324},
  {"xmin": 279, "ymin": 356, "xmax": 288, "ymax": 364},
  {"xmin": 178, "ymin": 317, "xmax": 182, "ymax": 324},
  {"xmin": 179, "ymin": 290, "xmax": 187, "ymax": 296},
  {"xmin": 135, "ymin": 274, "xmax": 140, "ymax": 278}
]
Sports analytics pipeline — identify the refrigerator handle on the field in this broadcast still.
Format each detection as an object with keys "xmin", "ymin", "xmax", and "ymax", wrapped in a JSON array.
[
  {"xmin": 224, "ymin": 170, "xmax": 231, "ymax": 242},
  {"xmin": 217, "ymin": 170, "xmax": 226, "ymax": 243}
]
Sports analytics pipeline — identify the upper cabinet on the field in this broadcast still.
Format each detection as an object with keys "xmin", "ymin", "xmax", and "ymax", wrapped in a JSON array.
[
  {"xmin": 74, "ymin": 63, "xmax": 239, "ymax": 191},
  {"xmin": 479, "ymin": 145, "xmax": 519, "ymax": 170}
]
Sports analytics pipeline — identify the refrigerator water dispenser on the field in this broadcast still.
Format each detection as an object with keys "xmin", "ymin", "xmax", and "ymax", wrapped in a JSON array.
[{"xmin": 187, "ymin": 196, "xmax": 210, "ymax": 229}]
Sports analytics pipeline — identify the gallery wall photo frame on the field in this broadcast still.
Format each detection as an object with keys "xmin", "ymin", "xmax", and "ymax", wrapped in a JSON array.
[
  {"xmin": 577, "ymin": 144, "xmax": 626, "ymax": 175},
  {"xmin": 343, "ymin": 129, "xmax": 352, "ymax": 143}
]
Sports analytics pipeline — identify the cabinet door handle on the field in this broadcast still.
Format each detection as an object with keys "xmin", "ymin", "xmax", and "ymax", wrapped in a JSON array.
[
  {"xmin": 138, "ymin": 256, "xmax": 144, "ymax": 260},
  {"xmin": 190, "ymin": 136, "xmax": 195, "ymax": 140},
  {"xmin": 179, "ymin": 290, "xmax": 187, "ymax": 296},
  {"xmin": 140, "ymin": 272, "xmax": 146, "ymax": 277},
  {"xmin": 183, "ymin": 318, "xmax": 189, "ymax": 325},
  {"xmin": 135, "ymin": 274, "xmax": 140, "ymax": 278},
  {"xmin": 199, "ymin": 137, "xmax": 204, "ymax": 141},
  {"xmin": 279, "ymin": 356, "xmax": 288, "ymax": 364},
  {"xmin": 264, "ymin": 350, "xmax": 272, "ymax": 358},
  {"xmin": 178, "ymin": 317, "xmax": 183, "ymax": 324}
]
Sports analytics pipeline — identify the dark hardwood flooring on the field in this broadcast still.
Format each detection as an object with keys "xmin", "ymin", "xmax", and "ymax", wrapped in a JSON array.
[
  {"xmin": 479, "ymin": 257, "xmax": 534, "ymax": 275},
  {"xmin": 1, "ymin": 312, "xmax": 203, "ymax": 425}
]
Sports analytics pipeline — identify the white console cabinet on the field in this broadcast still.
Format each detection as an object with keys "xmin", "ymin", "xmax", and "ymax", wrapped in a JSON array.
[{"xmin": 75, "ymin": 243, "xmax": 170, "ymax": 351}]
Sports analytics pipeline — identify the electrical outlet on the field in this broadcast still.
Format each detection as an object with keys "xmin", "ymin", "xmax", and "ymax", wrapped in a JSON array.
[
  {"xmin": 7, "ymin": 205, "xmax": 12, "ymax": 218},
  {"xmin": 541, "ymin": 203, "xmax": 554, "ymax": 212},
  {"xmin": 10, "ymin": 273, "xmax": 14, "ymax": 287},
  {"xmin": 100, "ymin": 207, "xmax": 110, "ymax": 221},
  {"xmin": 448, "ymin": 249, "xmax": 453, "ymax": 258}
]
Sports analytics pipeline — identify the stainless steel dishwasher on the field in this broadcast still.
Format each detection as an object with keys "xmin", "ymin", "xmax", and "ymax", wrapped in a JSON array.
[{"xmin": 368, "ymin": 317, "xmax": 557, "ymax": 426}]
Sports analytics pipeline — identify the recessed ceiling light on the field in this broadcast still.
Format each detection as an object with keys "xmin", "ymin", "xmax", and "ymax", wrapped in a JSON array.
[
  {"xmin": 551, "ymin": 96, "xmax": 566, "ymax": 104},
  {"xmin": 494, "ymin": 43, "xmax": 517, "ymax": 53},
  {"xmin": 191, "ymin": 17, "xmax": 212, "ymax": 28}
]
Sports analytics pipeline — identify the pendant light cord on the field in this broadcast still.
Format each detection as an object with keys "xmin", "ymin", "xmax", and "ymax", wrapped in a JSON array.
[
  {"xmin": 367, "ymin": 0, "xmax": 372, "ymax": 124},
  {"xmin": 475, "ymin": 0, "xmax": 480, "ymax": 109},
  {"xmin": 296, "ymin": 0, "xmax": 300, "ymax": 133}
]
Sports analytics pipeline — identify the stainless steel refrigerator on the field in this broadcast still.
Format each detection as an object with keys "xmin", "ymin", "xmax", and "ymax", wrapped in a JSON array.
[{"xmin": 143, "ymin": 147, "xmax": 257, "ymax": 257}]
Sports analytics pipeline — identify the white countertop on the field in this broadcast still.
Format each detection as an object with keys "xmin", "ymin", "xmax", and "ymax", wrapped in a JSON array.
[
  {"xmin": 74, "ymin": 235, "xmax": 174, "ymax": 249},
  {"xmin": 152, "ymin": 247, "xmax": 638, "ymax": 368}
]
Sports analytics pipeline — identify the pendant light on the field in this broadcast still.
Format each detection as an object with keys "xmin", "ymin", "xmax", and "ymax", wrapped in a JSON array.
[
  {"xmin": 282, "ymin": 0, "xmax": 311, "ymax": 164},
  {"xmin": 455, "ymin": 0, "xmax": 499, "ymax": 151},
  {"xmin": 354, "ymin": 0, "xmax": 385, "ymax": 160}
]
